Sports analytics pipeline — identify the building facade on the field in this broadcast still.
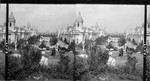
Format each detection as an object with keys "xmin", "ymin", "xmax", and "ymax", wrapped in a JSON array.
[
  {"xmin": 59, "ymin": 12, "xmax": 106, "ymax": 45},
  {"xmin": 126, "ymin": 13, "xmax": 150, "ymax": 45},
  {"xmin": 0, "ymin": 12, "xmax": 38, "ymax": 44}
]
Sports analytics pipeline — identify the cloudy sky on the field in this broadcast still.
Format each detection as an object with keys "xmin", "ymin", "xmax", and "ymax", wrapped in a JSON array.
[{"xmin": 0, "ymin": 4, "xmax": 149, "ymax": 33}]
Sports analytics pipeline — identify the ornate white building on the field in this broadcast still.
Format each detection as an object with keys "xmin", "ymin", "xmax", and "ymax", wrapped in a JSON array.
[
  {"xmin": 0, "ymin": 12, "xmax": 38, "ymax": 44},
  {"xmin": 59, "ymin": 12, "xmax": 106, "ymax": 45},
  {"xmin": 126, "ymin": 26, "xmax": 144, "ymax": 44},
  {"xmin": 126, "ymin": 13, "xmax": 150, "ymax": 45}
]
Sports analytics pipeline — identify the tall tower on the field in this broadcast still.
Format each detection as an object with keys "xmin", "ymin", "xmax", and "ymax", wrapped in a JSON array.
[
  {"xmin": 9, "ymin": 12, "xmax": 16, "ymax": 28},
  {"xmin": 75, "ymin": 12, "xmax": 83, "ymax": 27}
]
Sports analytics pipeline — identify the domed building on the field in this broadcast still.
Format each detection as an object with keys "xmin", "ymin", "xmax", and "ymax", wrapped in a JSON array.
[
  {"xmin": 126, "ymin": 13, "xmax": 150, "ymax": 45},
  {"xmin": 0, "ymin": 12, "xmax": 38, "ymax": 44},
  {"xmin": 58, "ymin": 12, "xmax": 106, "ymax": 51},
  {"xmin": 59, "ymin": 12, "xmax": 106, "ymax": 44}
]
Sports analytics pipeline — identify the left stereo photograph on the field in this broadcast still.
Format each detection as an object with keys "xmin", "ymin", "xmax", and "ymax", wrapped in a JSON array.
[{"xmin": 6, "ymin": 4, "xmax": 75, "ymax": 81}]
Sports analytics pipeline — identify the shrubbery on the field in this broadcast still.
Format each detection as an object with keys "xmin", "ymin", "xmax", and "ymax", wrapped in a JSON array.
[
  {"xmin": 7, "ymin": 45, "xmax": 42, "ymax": 80},
  {"xmin": 95, "ymin": 36, "xmax": 108, "ymax": 45},
  {"xmin": 27, "ymin": 35, "xmax": 39, "ymax": 45},
  {"xmin": 147, "ymin": 57, "xmax": 150, "ymax": 80},
  {"xmin": 132, "ymin": 39, "xmax": 137, "ymax": 45},
  {"xmin": 49, "ymin": 35, "xmax": 58, "ymax": 46},
  {"xmin": 118, "ymin": 37, "xmax": 126, "ymax": 46},
  {"xmin": 0, "ymin": 39, "xmax": 5, "ymax": 52}
]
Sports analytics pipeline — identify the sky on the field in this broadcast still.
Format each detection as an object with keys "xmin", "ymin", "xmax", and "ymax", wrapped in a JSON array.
[{"xmin": 0, "ymin": 4, "xmax": 149, "ymax": 33}]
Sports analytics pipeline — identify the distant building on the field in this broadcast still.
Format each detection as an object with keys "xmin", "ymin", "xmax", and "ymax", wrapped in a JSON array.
[
  {"xmin": 0, "ymin": 12, "xmax": 38, "ymax": 43},
  {"xmin": 107, "ymin": 33, "xmax": 126, "ymax": 43},
  {"xmin": 126, "ymin": 26, "xmax": 144, "ymax": 45},
  {"xmin": 126, "ymin": 13, "xmax": 150, "ymax": 45},
  {"xmin": 59, "ymin": 12, "xmax": 106, "ymax": 44}
]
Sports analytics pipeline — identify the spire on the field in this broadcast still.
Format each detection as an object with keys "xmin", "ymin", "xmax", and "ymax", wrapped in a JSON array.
[
  {"xmin": 75, "ymin": 12, "xmax": 83, "ymax": 22},
  {"xmin": 9, "ymin": 11, "xmax": 16, "ymax": 22}
]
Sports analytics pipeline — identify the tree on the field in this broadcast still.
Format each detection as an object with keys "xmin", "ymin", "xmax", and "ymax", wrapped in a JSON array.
[
  {"xmin": 132, "ymin": 39, "xmax": 137, "ymax": 45},
  {"xmin": 128, "ymin": 38, "xmax": 131, "ymax": 42},
  {"xmin": 95, "ymin": 36, "xmax": 107, "ymax": 45},
  {"xmin": 85, "ymin": 39, "xmax": 93, "ymax": 49},
  {"xmin": 27, "ymin": 35, "xmax": 39, "ymax": 45},
  {"xmin": 106, "ymin": 42, "xmax": 114, "ymax": 49},
  {"xmin": 118, "ymin": 37, "xmax": 126, "ymax": 46},
  {"xmin": 87, "ymin": 45, "xmax": 109, "ymax": 74},
  {"xmin": 136, "ymin": 42, "xmax": 143, "ymax": 53},
  {"xmin": 17, "ymin": 39, "xmax": 26, "ymax": 50},
  {"xmin": 39, "ymin": 41, "xmax": 46, "ymax": 48},
  {"xmin": 64, "ymin": 38, "xmax": 68, "ymax": 44},
  {"xmin": 119, "ymin": 48, "xmax": 124, "ymax": 56},
  {"xmin": 50, "ymin": 36, "xmax": 58, "ymax": 45},
  {"xmin": 0, "ymin": 39, "xmax": 5, "ymax": 52}
]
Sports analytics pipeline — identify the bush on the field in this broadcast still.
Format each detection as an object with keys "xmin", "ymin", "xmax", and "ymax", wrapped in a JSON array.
[
  {"xmin": 85, "ymin": 39, "xmax": 93, "ymax": 50},
  {"xmin": 136, "ymin": 42, "xmax": 143, "ymax": 53},
  {"xmin": 39, "ymin": 41, "xmax": 47, "ymax": 49},
  {"xmin": 132, "ymin": 39, "xmax": 137, "ymax": 45},
  {"xmin": 7, "ymin": 53, "xmax": 23, "ymax": 80},
  {"xmin": 106, "ymin": 42, "xmax": 114, "ymax": 49},
  {"xmin": 7, "ymin": 45, "xmax": 42, "ymax": 80},
  {"xmin": 95, "ymin": 36, "xmax": 107, "ymax": 45},
  {"xmin": 86, "ymin": 45, "xmax": 109, "ymax": 74},
  {"xmin": 28, "ymin": 35, "xmax": 39, "ymax": 45},
  {"xmin": 50, "ymin": 36, "xmax": 58, "ymax": 45},
  {"xmin": 118, "ymin": 37, "xmax": 126, "ymax": 46},
  {"xmin": 147, "ymin": 57, "xmax": 150, "ymax": 80},
  {"xmin": 0, "ymin": 40, "xmax": 5, "ymax": 52}
]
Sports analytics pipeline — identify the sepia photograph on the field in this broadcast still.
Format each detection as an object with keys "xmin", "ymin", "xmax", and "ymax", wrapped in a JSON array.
[{"xmin": 0, "ymin": 4, "xmax": 146, "ymax": 81}]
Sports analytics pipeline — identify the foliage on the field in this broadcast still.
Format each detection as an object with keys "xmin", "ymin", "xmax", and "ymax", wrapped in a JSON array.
[
  {"xmin": 119, "ymin": 48, "xmax": 124, "ymax": 56},
  {"xmin": 50, "ymin": 36, "xmax": 58, "ymax": 45},
  {"xmin": 7, "ymin": 54, "xmax": 23, "ymax": 80},
  {"xmin": 39, "ymin": 41, "xmax": 47, "ymax": 48},
  {"xmin": 147, "ymin": 57, "xmax": 150, "ymax": 80},
  {"xmin": 85, "ymin": 39, "xmax": 94, "ymax": 50},
  {"xmin": 128, "ymin": 38, "xmax": 131, "ymax": 42},
  {"xmin": 64, "ymin": 38, "xmax": 69, "ymax": 44},
  {"xmin": 0, "ymin": 52, "xmax": 5, "ymax": 80},
  {"xmin": 136, "ymin": 42, "xmax": 143, "ymax": 53},
  {"xmin": 118, "ymin": 37, "xmax": 126, "ymax": 46},
  {"xmin": 80, "ymin": 44, "xmax": 142, "ymax": 81},
  {"xmin": 0, "ymin": 39, "xmax": 5, "ymax": 52},
  {"xmin": 9, "ymin": 42, "xmax": 15, "ymax": 49},
  {"xmin": 7, "ymin": 45, "xmax": 42, "ymax": 80},
  {"xmin": 17, "ymin": 39, "xmax": 26, "ymax": 50},
  {"xmin": 95, "ymin": 36, "xmax": 108, "ymax": 45},
  {"xmin": 27, "ymin": 35, "xmax": 39, "ymax": 45},
  {"xmin": 132, "ymin": 39, "xmax": 137, "ymax": 45},
  {"xmin": 75, "ymin": 57, "xmax": 89, "ymax": 80},
  {"xmin": 106, "ymin": 42, "xmax": 114, "ymax": 49}
]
